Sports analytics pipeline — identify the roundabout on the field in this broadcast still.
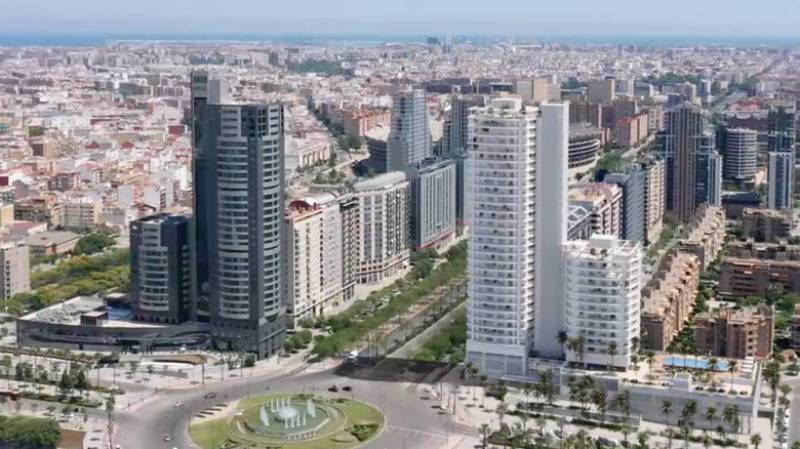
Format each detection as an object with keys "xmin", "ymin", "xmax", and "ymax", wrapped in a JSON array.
[{"xmin": 189, "ymin": 393, "xmax": 385, "ymax": 449}]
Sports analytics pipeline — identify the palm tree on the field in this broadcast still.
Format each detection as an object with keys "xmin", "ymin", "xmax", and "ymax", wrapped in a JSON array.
[
  {"xmin": 708, "ymin": 357, "xmax": 719, "ymax": 373},
  {"xmin": 568, "ymin": 337, "xmax": 587, "ymax": 368},
  {"xmin": 479, "ymin": 423, "xmax": 490, "ymax": 449},
  {"xmin": 723, "ymin": 404, "xmax": 740, "ymax": 434},
  {"xmin": 727, "ymin": 359, "xmax": 737, "ymax": 392},
  {"xmin": 701, "ymin": 434, "xmax": 712, "ymax": 449},
  {"xmin": 637, "ymin": 431, "xmax": 651, "ymax": 449},
  {"xmin": 590, "ymin": 384, "xmax": 608, "ymax": 422},
  {"xmin": 497, "ymin": 402, "xmax": 508, "ymax": 429},
  {"xmin": 646, "ymin": 351, "xmax": 656, "ymax": 377},
  {"xmin": 750, "ymin": 434, "xmax": 762, "ymax": 449},
  {"xmin": 762, "ymin": 360, "xmax": 781, "ymax": 406},
  {"xmin": 704, "ymin": 406, "xmax": 717, "ymax": 434},
  {"xmin": 558, "ymin": 330, "xmax": 569, "ymax": 360},
  {"xmin": 614, "ymin": 390, "xmax": 632, "ymax": 443},
  {"xmin": 607, "ymin": 342, "xmax": 618, "ymax": 371}
]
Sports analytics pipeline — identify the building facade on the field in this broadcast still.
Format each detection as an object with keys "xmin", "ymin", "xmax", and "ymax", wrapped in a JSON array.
[
  {"xmin": 0, "ymin": 240, "xmax": 30, "ymax": 301},
  {"xmin": 693, "ymin": 305, "xmax": 774, "ymax": 359},
  {"xmin": 564, "ymin": 236, "xmax": 642, "ymax": 369},
  {"xmin": 129, "ymin": 213, "xmax": 191, "ymax": 324},
  {"xmin": 605, "ymin": 164, "xmax": 646, "ymax": 242},
  {"xmin": 387, "ymin": 89, "xmax": 432, "ymax": 171},
  {"xmin": 723, "ymin": 128, "xmax": 758, "ymax": 182},
  {"xmin": 353, "ymin": 172, "xmax": 411, "ymax": 285},
  {"xmin": 768, "ymin": 151, "xmax": 794, "ymax": 211},
  {"xmin": 741, "ymin": 208, "xmax": 792, "ymax": 243},
  {"xmin": 570, "ymin": 183, "xmax": 623, "ymax": 238},
  {"xmin": 410, "ymin": 159, "xmax": 457, "ymax": 250},
  {"xmin": 664, "ymin": 103, "xmax": 704, "ymax": 223},
  {"xmin": 640, "ymin": 156, "xmax": 666, "ymax": 244}
]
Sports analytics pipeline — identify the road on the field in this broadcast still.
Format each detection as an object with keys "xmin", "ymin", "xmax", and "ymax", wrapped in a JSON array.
[
  {"xmin": 113, "ymin": 364, "xmax": 473, "ymax": 449},
  {"xmin": 787, "ymin": 376, "xmax": 800, "ymax": 448}
]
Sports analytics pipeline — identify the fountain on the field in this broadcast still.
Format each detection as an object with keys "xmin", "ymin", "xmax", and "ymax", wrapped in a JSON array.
[{"xmin": 307, "ymin": 398, "xmax": 316, "ymax": 418}]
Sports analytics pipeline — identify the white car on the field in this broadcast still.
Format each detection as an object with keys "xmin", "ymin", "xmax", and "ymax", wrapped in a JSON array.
[{"xmin": 173, "ymin": 402, "xmax": 183, "ymax": 408}]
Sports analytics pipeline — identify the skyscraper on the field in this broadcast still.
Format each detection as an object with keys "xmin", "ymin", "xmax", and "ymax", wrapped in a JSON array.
[
  {"xmin": 664, "ymin": 103, "xmax": 704, "ymax": 223},
  {"xmin": 640, "ymin": 156, "xmax": 666, "ymax": 244},
  {"xmin": 410, "ymin": 159, "xmax": 457, "ymax": 250},
  {"xmin": 722, "ymin": 128, "xmax": 758, "ymax": 182},
  {"xmin": 695, "ymin": 129, "xmax": 720, "ymax": 207},
  {"xmin": 387, "ymin": 89, "xmax": 432, "ymax": 171},
  {"xmin": 130, "ymin": 213, "xmax": 191, "ymax": 324},
  {"xmin": 192, "ymin": 73, "xmax": 287, "ymax": 357},
  {"xmin": 465, "ymin": 98, "xmax": 569, "ymax": 376},
  {"xmin": 443, "ymin": 95, "xmax": 485, "ymax": 235},
  {"xmin": 767, "ymin": 101, "xmax": 796, "ymax": 211}
]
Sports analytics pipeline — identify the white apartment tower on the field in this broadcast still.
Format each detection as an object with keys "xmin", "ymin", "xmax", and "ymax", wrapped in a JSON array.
[
  {"xmin": 564, "ymin": 235, "xmax": 642, "ymax": 369},
  {"xmin": 465, "ymin": 97, "xmax": 569, "ymax": 377}
]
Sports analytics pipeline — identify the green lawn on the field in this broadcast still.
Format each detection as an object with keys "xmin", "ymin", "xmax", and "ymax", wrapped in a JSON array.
[{"xmin": 188, "ymin": 417, "xmax": 230, "ymax": 449}]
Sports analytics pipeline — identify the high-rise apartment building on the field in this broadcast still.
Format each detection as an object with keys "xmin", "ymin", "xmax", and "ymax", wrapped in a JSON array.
[
  {"xmin": 767, "ymin": 102, "xmax": 796, "ymax": 211},
  {"xmin": 664, "ymin": 103, "xmax": 704, "ymax": 223},
  {"xmin": 409, "ymin": 159, "xmax": 457, "ymax": 250},
  {"xmin": 387, "ymin": 89, "xmax": 432, "ymax": 171},
  {"xmin": 605, "ymin": 165, "xmax": 646, "ymax": 242},
  {"xmin": 564, "ymin": 235, "xmax": 642, "ymax": 369},
  {"xmin": 768, "ymin": 152, "xmax": 794, "ymax": 210},
  {"xmin": 570, "ymin": 183, "xmax": 623, "ymax": 238},
  {"xmin": 191, "ymin": 72, "xmax": 286, "ymax": 357},
  {"xmin": 0, "ymin": 240, "xmax": 30, "ymax": 302},
  {"xmin": 443, "ymin": 95, "xmax": 485, "ymax": 235},
  {"xmin": 640, "ymin": 156, "xmax": 666, "ymax": 244},
  {"xmin": 465, "ymin": 98, "xmax": 569, "ymax": 376},
  {"xmin": 130, "ymin": 213, "xmax": 191, "ymax": 324},
  {"xmin": 722, "ymin": 128, "xmax": 758, "ymax": 182},
  {"xmin": 354, "ymin": 172, "xmax": 411, "ymax": 285}
]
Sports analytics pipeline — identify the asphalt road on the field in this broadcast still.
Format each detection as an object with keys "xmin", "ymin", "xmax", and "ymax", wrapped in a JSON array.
[{"xmin": 113, "ymin": 364, "xmax": 474, "ymax": 449}]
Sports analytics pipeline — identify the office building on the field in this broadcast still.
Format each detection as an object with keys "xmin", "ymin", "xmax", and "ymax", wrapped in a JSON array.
[
  {"xmin": 605, "ymin": 165, "xmax": 646, "ymax": 242},
  {"xmin": 354, "ymin": 172, "xmax": 411, "ymax": 285},
  {"xmin": 664, "ymin": 103, "xmax": 704, "ymax": 222},
  {"xmin": 693, "ymin": 305, "xmax": 774, "ymax": 359},
  {"xmin": 722, "ymin": 128, "xmax": 757, "ymax": 182},
  {"xmin": 443, "ymin": 95, "xmax": 483, "ymax": 157},
  {"xmin": 0, "ymin": 240, "xmax": 30, "ymax": 301},
  {"xmin": 192, "ymin": 73, "xmax": 287, "ymax": 358},
  {"xmin": 767, "ymin": 101, "xmax": 796, "ymax": 154},
  {"xmin": 129, "ymin": 213, "xmax": 191, "ymax": 324},
  {"xmin": 741, "ymin": 208, "xmax": 792, "ymax": 243},
  {"xmin": 564, "ymin": 235, "xmax": 642, "ymax": 369},
  {"xmin": 410, "ymin": 159, "xmax": 457, "ymax": 250},
  {"xmin": 640, "ymin": 156, "xmax": 666, "ymax": 243},
  {"xmin": 768, "ymin": 151, "xmax": 794, "ymax": 210},
  {"xmin": 387, "ymin": 89, "xmax": 432, "ymax": 171},
  {"xmin": 466, "ymin": 98, "xmax": 569, "ymax": 375}
]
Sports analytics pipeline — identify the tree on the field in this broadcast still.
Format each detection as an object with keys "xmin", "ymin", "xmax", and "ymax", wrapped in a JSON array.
[
  {"xmin": 727, "ymin": 359, "xmax": 738, "ymax": 391},
  {"xmin": 703, "ymin": 406, "xmax": 717, "ymax": 433},
  {"xmin": 591, "ymin": 384, "xmax": 608, "ymax": 422},
  {"xmin": 557, "ymin": 330, "xmax": 569, "ymax": 359},
  {"xmin": 637, "ymin": 431, "xmax": 651, "ymax": 449},
  {"xmin": 661, "ymin": 400, "xmax": 673, "ymax": 426},
  {"xmin": 750, "ymin": 434, "xmax": 762, "ymax": 449},
  {"xmin": 614, "ymin": 390, "xmax": 633, "ymax": 442},
  {"xmin": 74, "ymin": 233, "xmax": 116, "ymax": 255},
  {"xmin": 58, "ymin": 368, "xmax": 75, "ymax": 395},
  {"xmin": 479, "ymin": 423, "xmax": 490, "ymax": 449},
  {"xmin": 723, "ymin": 404, "xmax": 740, "ymax": 434},
  {"xmin": 567, "ymin": 336, "xmax": 587, "ymax": 368},
  {"xmin": 607, "ymin": 342, "xmax": 618, "ymax": 371},
  {"xmin": 762, "ymin": 360, "xmax": 781, "ymax": 406}
]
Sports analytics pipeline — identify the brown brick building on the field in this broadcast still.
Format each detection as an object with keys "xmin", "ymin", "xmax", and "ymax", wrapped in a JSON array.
[{"xmin": 693, "ymin": 305, "xmax": 774, "ymax": 359}]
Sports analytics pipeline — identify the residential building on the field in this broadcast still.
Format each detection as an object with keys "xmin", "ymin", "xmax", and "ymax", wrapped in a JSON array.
[
  {"xmin": 640, "ymin": 156, "xmax": 666, "ymax": 243},
  {"xmin": 693, "ymin": 305, "xmax": 774, "ymax": 359},
  {"xmin": 0, "ymin": 240, "xmax": 30, "ymax": 301},
  {"xmin": 409, "ymin": 159, "xmax": 457, "ymax": 250},
  {"xmin": 61, "ymin": 197, "xmax": 102, "ymax": 231},
  {"xmin": 353, "ymin": 172, "xmax": 411, "ymax": 285},
  {"xmin": 466, "ymin": 98, "xmax": 569, "ymax": 375},
  {"xmin": 605, "ymin": 164, "xmax": 646, "ymax": 242},
  {"xmin": 791, "ymin": 305, "xmax": 800, "ymax": 350},
  {"xmin": 443, "ymin": 94, "xmax": 484, "ymax": 157},
  {"xmin": 641, "ymin": 251, "xmax": 700, "ymax": 350},
  {"xmin": 719, "ymin": 243, "xmax": 800, "ymax": 296},
  {"xmin": 741, "ymin": 208, "xmax": 793, "ymax": 243},
  {"xmin": 564, "ymin": 235, "xmax": 642, "ymax": 369},
  {"xmin": 664, "ymin": 103, "xmax": 704, "ymax": 223},
  {"xmin": 722, "ymin": 128, "xmax": 757, "ymax": 182},
  {"xmin": 568, "ymin": 124, "xmax": 603, "ymax": 172},
  {"xmin": 191, "ymin": 73, "xmax": 287, "ymax": 358},
  {"xmin": 338, "ymin": 196, "xmax": 360, "ymax": 303},
  {"xmin": 567, "ymin": 205, "xmax": 593, "ymax": 241},
  {"xmin": 678, "ymin": 205, "xmax": 725, "ymax": 270},
  {"xmin": 129, "ymin": 213, "xmax": 191, "ymax": 324},
  {"xmin": 569, "ymin": 183, "xmax": 623, "ymax": 238},
  {"xmin": 694, "ymin": 129, "xmax": 720, "ymax": 207},
  {"xmin": 14, "ymin": 197, "xmax": 62, "ymax": 228},
  {"xmin": 284, "ymin": 198, "xmax": 346, "ymax": 327},
  {"xmin": 387, "ymin": 88, "xmax": 432, "ymax": 171},
  {"xmin": 587, "ymin": 78, "xmax": 616, "ymax": 104},
  {"xmin": 768, "ymin": 152, "xmax": 794, "ymax": 211}
]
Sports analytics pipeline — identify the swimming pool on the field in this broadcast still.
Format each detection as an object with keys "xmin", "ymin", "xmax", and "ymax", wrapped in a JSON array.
[{"xmin": 663, "ymin": 356, "xmax": 730, "ymax": 371}]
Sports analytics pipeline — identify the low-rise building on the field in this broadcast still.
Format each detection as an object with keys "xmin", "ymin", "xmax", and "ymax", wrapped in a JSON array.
[
  {"xmin": 641, "ymin": 251, "xmax": 701, "ymax": 350},
  {"xmin": 693, "ymin": 305, "xmax": 774, "ymax": 359},
  {"xmin": 61, "ymin": 197, "xmax": 102, "ymax": 231},
  {"xmin": 720, "ymin": 242, "xmax": 800, "ymax": 296},
  {"xmin": 26, "ymin": 231, "xmax": 80, "ymax": 256},
  {"xmin": 14, "ymin": 197, "xmax": 62, "ymax": 228},
  {"xmin": 741, "ymin": 208, "xmax": 792, "ymax": 243}
]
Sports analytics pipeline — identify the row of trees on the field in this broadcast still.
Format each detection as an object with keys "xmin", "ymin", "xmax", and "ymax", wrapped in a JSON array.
[
  {"xmin": 0, "ymin": 416, "xmax": 61, "ymax": 449},
  {"xmin": 311, "ymin": 242, "xmax": 467, "ymax": 358},
  {"xmin": 284, "ymin": 330, "xmax": 313, "ymax": 353},
  {"xmin": 73, "ymin": 233, "xmax": 116, "ymax": 256},
  {"xmin": 413, "ymin": 308, "xmax": 466, "ymax": 363}
]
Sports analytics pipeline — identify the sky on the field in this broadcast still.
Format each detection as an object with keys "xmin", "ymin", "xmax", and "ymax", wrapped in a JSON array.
[{"xmin": 1, "ymin": 0, "xmax": 800, "ymax": 40}]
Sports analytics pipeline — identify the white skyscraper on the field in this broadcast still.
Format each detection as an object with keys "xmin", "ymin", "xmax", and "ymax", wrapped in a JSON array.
[
  {"xmin": 564, "ymin": 235, "xmax": 642, "ymax": 370},
  {"xmin": 465, "ymin": 97, "xmax": 569, "ymax": 377}
]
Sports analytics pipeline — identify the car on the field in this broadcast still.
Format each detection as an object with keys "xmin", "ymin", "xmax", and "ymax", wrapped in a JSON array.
[
  {"xmin": 163, "ymin": 434, "xmax": 171, "ymax": 442},
  {"xmin": 342, "ymin": 386, "xmax": 352, "ymax": 392},
  {"xmin": 173, "ymin": 402, "xmax": 183, "ymax": 408},
  {"xmin": 620, "ymin": 440, "xmax": 631, "ymax": 448},
  {"xmin": 328, "ymin": 385, "xmax": 339, "ymax": 392},
  {"xmin": 204, "ymin": 392, "xmax": 217, "ymax": 399}
]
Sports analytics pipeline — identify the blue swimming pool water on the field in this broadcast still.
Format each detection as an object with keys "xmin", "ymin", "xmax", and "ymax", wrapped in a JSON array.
[{"xmin": 664, "ymin": 356, "xmax": 730, "ymax": 371}]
